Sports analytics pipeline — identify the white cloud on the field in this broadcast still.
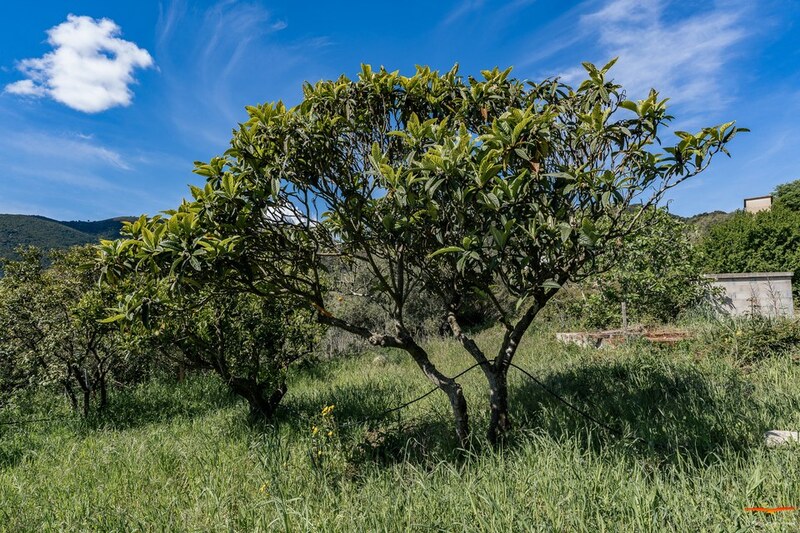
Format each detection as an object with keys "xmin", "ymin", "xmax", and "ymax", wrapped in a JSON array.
[
  {"xmin": 4, "ymin": 14, "xmax": 153, "ymax": 113},
  {"xmin": 563, "ymin": 0, "xmax": 750, "ymax": 108},
  {"xmin": 5, "ymin": 79, "xmax": 46, "ymax": 97}
]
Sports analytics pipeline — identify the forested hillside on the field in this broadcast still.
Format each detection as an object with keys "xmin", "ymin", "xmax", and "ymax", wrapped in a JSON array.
[{"xmin": 0, "ymin": 215, "xmax": 131, "ymax": 259}]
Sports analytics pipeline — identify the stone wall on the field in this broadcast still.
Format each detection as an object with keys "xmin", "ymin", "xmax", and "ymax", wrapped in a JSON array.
[{"xmin": 706, "ymin": 272, "xmax": 794, "ymax": 318}]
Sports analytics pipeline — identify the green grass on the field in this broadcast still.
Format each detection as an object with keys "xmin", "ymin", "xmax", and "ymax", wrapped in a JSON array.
[{"xmin": 2, "ymin": 326, "xmax": 800, "ymax": 531}]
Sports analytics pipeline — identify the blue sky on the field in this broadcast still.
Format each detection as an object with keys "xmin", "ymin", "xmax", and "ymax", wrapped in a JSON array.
[{"xmin": 1, "ymin": 0, "xmax": 798, "ymax": 220}]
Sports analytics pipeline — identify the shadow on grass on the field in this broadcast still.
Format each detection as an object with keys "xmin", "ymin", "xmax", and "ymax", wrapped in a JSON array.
[
  {"xmin": 83, "ymin": 374, "xmax": 242, "ymax": 432},
  {"xmin": 274, "ymin": 350, "xmax": 765, "ymax": 469},
  {"xmin": 0, "ymin": 373, "xmax": 262, "ymax": 469},
  {"xmin": 508, "ymin": 353, "xmax": 761, "ymax": 465},
  {"xmin": 275, "ymin": 380, "xmax": 463, "ymax": 467}
]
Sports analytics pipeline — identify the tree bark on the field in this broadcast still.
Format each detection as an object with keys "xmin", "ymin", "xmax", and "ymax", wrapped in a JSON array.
[
  {"xmin": 403, "ymin": 337, "xmax": 470, "ymax": 448},
  {"xmin": 98, "ymin": 373, "xmax": 108, "ymax": 410},
  {"xmin": 486, "ymin": 366, "xmax": 511, "ymax": 445},
  {"xmin": 70, "ymin": 366, "xmax": 92, "ymax": 418},
  {"xmin": 82, "ymin": 387, "xmax": 90, "ymax": 418},
  {"xmin": 63, "ymin": 379, "xmax": 78, "ymax": 411},
  {"xmin": 444, "ymin": 380, "xmax": 470, "ymax": 448}
]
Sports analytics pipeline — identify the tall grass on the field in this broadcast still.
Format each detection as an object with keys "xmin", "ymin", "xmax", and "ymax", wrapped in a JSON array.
[{"xmin": 2, "ymin": 324, "xmax": 800, "ymax": 531}]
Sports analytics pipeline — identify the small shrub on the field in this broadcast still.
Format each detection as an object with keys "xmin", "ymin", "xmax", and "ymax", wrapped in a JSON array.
[{"xmin": 701, "ymin": 315, "xmax": 800, "ymax": 364}]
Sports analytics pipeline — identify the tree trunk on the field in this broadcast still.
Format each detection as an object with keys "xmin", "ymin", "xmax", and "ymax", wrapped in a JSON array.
[
  {"xmin": 98, "ymin": 373, "xmax": 108, "ymax": 410},
  {"xmin": 444, "ymin": 381, "xmax": 470, "ymax": 448},
  {"xmin": 229, "ymin": 377, "xmax": 287, "ymax": 421},
  {"xmin": 82, "ymin": 387, "xmax": 90, "ymax": 418},
  {"xmin": 403, "ymin": 338, "xmax": 471, "ymax": 448},
  {"xmin": 486, "ymin": 366, "xmax": 511, "ymax": 445},
  {"xmin": 70, "ymin": 366, "xmax": 92, "ymax": 418},
  {"xmin": 63, "ymin": 379, "xmax": 78, "ymax": 411},
  {"xmin": 316, "ymin": 314, "xmax": 471, "ymax": 448}
]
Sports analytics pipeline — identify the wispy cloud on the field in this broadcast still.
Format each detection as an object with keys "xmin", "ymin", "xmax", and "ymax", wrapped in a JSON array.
[
  {"xmin": 0, "ymin": 125, "xmax": 166, "ymax": 218},
  {"xmin": 156, "ymin": 0, "xmax": 187, "ymax": 50},
  {"xmin": 441, "ymin": 0, "xmax": 536, "ymax": 30},
  {"xmin": 442, "ymin": 1, "xmax": 485, "ymax": 26},
  {"xmin": 5, "ymin": 14, "xmax": 153, "ymax": 113},
  {"xmin": 560, "ymin": 0, "xmax": 751, "ymax": 108},
  {"xmin": 155, "ymin": 0, "xmax": 329, "ymax": 149},
  {"xmin": 4, "ymin": 130, "xmax": 131, "ymax": 171}
]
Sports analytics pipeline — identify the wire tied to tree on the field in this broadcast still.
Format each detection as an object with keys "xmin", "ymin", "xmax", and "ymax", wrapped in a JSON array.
[{"xmin": 337, "ymin": 360, "xmax": 643, "ymax": 446}]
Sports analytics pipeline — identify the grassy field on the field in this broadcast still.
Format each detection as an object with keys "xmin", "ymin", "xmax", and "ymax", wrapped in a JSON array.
[{"xmin": 2, "ymin": 324, "xmax": 800, "ymax": 531}]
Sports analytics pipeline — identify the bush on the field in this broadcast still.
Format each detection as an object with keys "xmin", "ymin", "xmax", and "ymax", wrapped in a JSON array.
[
  {"xmin": 700, "ymin": 315, "xmax": 800, "ymax": 364},
  {"xmin": 543, "ymin": 209, "xmax": 711, "ymax": 330}
]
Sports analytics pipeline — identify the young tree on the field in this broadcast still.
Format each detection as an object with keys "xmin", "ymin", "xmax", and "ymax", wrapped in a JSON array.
[
  {"xmin": 131, "ymin": 285, "xmax": 320, "ymax": 421},
  {"xmin": 99, "ymin": 61, "xmax": 744, "ymax": 445},
  {"xmin": 0, "ymin": 246, "xmax": 133, "ymax": 415},
  {"xmin": 773, "ymin": 178, "xmax": 800, "ymax": 212}
]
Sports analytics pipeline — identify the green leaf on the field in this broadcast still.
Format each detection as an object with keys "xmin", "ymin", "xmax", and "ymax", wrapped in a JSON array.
[
  {"xmin": 514, "ymin": 147, "xmax": 531, "ymax": 161},
  {"xmin": 98, "ymin": 313, "xmax": 126, "ymax": 324},
  {"xmin": 428, "ymin": 246, "xmax": 464, "ymax": 258},
  {"xmin": 600, "ymin": 57, "xmax": 619, "ymax": 72},
  {"xmin": 559, "ymin": 222, "xmax": 572, "ymax": 243}
]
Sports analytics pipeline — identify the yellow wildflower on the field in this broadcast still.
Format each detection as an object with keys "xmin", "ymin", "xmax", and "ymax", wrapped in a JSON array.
[
  {"xmin": 312, "ymin": 425, "xmax": 319, "ymax": 435},
  {"xmin": 327, "ymin": 430, "xmax": 334, "ymax": 437}
]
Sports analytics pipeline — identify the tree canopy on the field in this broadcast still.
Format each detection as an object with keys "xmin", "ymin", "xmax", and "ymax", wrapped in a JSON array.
[
  {"xmin": 773, "ymin": 178, "xmax": 800, "ymax": 212},
  {"xmin": 0, "ymin": 246, "xmax": 138, "ymax": 415}
]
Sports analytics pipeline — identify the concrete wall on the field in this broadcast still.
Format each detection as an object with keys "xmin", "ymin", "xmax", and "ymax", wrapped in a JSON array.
[
  {"xmin": 706, "ymin": 272, "xmax": 794, "ymax": 318},
  {"xmin": 744, "ymin": 196, "xmax": 773, "ymax": 213}
]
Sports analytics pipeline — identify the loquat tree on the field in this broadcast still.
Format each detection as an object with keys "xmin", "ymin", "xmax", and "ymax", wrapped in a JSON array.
[{"xmin": 99, "ymin": 60, "xmax": 745, "ymax": 446}]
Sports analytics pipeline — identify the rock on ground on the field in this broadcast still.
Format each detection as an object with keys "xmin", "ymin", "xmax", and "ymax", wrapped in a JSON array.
[{"xmin": 764, "ymin": 430, "xmax": 800, "ymax": 447}]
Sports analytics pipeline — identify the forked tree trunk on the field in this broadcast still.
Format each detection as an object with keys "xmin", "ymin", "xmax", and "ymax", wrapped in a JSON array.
[
  {"xmin": 70, "ymin": 366, "xmax": 92, "ymax": 417},
  {"xmin": 228, "ymin": 377, "xmax": 287, "ymax": 421}
]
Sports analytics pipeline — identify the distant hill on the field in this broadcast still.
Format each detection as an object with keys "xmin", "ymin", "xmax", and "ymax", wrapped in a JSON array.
[
  {"xmin": 0, "ymin": 214, "xmax": 134, "ymax": 259},
  {"xmin": 59, "ymin": 217, "xmax": 135, "ymax": 238},
  {"xmin": 682, "ymin": 210, "xmax": 734, "ymax": 242}
]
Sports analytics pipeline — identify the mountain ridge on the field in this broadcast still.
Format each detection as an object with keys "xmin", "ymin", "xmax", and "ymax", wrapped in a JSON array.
[{"xmin": 0, "ymin": 214, "xmax": 135, "ymax": 259}]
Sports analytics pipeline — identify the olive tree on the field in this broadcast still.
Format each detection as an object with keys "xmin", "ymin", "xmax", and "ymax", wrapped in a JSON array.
[{"xmin": 99, "ymin": 61, "xmax": 744, "ymax": 445}]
